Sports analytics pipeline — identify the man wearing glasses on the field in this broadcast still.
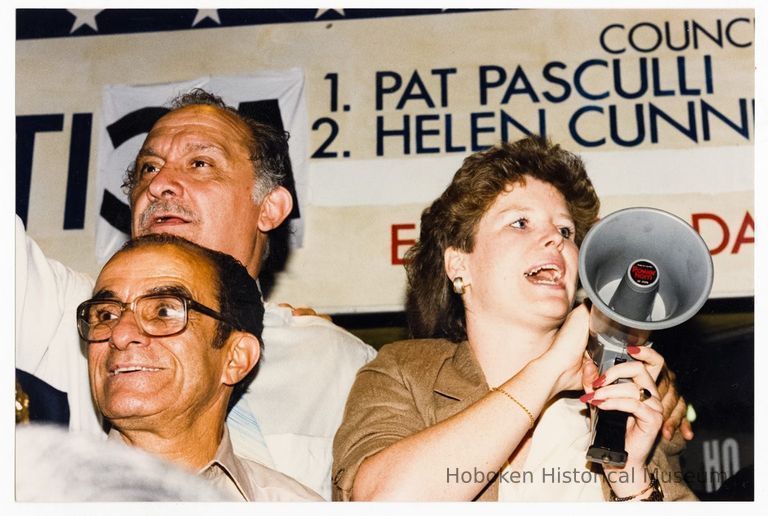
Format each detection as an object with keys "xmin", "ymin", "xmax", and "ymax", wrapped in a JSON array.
[
  {"xmin": 76, "ymin": 233, "xmax": 321, "ymax": 501},
  {"xmin": 17, "ymin": 88, "xmax": 375, "ymax": 499}
]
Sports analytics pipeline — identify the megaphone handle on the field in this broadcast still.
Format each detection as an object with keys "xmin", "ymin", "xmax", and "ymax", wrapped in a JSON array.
[
  {"xmin": 586, "ymin": 356, "xmax": 634, "ymax": 467},
  {"xmin": 587, "ymin": 409, "xmax": 630, "ymax": 467}
]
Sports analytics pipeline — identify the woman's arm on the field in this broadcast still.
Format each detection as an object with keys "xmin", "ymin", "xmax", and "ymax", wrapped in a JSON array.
[{"xmin": 333, "ymin": 306, "xmax": 590, "ymax": 501}]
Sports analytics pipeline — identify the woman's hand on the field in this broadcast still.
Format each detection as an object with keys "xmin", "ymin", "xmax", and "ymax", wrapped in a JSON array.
[
  {"xmin": 582, "ymin": 345, "xmax": 665, "ymax": 480},
  {"xmin": 542, "ymin": 304, "xmax": 592, "ymax": 396}
]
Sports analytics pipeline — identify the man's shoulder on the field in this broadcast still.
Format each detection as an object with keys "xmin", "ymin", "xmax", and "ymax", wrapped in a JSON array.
[
  {"xmin": 262, "ymin": 303, "xmax": 376, "ymax": 361},
  {"xmin": 236, "ymin": 455, "xmax": 323, "ymax": 501}
]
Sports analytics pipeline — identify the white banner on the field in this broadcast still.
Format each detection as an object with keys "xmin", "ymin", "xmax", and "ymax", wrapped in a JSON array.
[{"xmin": 16, "ymin": 10, "xmax": 754, "ymax": 311}]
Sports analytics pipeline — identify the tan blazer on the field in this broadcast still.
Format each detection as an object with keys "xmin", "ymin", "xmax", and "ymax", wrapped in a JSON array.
[{"xmin": 332, "ymin": 339, "xmax": 697, "ymax": 501}]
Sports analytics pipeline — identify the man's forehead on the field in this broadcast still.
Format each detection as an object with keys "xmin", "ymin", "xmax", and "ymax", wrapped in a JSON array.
[
  {"xmin": 151, "ymin": 104, "xmax": 248, "ymax": 135},
  {"xmin": 138, "ymin": 141, "xmax": 225, "ymax": 158},
  {"xmin": 139, "ymin": 106, "xmax": 252, "ymax": 158},
  {"xmin": 96, "ymin": 244, "xmax": 217, "ymax": 297},
  {"xmin": 92, "ymin": 283, "xmax": 193, "ymax": 301}
]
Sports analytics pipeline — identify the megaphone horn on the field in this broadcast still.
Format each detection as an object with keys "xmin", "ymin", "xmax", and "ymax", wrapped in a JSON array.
[{"xmin": 577, "ymin": 207, "xmax": 714, "ymax": 467}]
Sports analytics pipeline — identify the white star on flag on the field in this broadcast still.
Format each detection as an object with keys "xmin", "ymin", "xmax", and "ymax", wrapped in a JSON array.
[
  {"xmin": 68, "ymin": 9, "xmax": 100, "ymax": 33},
  {"xmin": 314, "ymin": 9, "xmax": 345, "ymax": 19},
  {"xmin": 193, "ymin": 9, "xmax": 221, "ymax": 26}
]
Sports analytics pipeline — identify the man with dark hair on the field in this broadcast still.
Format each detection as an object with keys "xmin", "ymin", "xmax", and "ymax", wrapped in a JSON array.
[
  {"xmin": 77, "ymin": 234, "xmax": 320, "ymax": 501},
  {"xmin": 17, "ymin": 88, "xmax": 376, "ymax": 499},
  {"xmin": 115, "ymin": 233, "xmax": 265, "ymax": 408}
]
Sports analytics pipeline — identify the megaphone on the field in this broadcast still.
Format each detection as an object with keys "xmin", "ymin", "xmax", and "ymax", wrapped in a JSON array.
[{"xmin": 578, "ymin": 207, "xmax": 713, "ymax": 467}]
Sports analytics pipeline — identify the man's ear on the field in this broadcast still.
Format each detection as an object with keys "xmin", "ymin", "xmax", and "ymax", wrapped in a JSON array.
[
  {"xmin": 221, "ymin": 331, "xmax": 261, "ymax": 386},
  {"xmin": 444, "ymin": 246, "xmax": 470, "ymax": 284},
  {"xmin": 257, "ymin": 186, "xmax": 293, "ymax": 232}
]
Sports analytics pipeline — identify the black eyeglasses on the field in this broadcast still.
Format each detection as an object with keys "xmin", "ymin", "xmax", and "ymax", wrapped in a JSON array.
[{"xmin": 76, "ymin": 293, "xmax": 237, "ymax": 343}]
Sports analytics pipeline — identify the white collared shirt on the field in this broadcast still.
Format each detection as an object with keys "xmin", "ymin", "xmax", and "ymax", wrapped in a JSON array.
[
  {"xmin": 228, "ymin": 302, "xmax": 377, "ymax": 500},
  {"xmin": 108, "ymin": 426, "xmax": 322, "ymax": 501}
]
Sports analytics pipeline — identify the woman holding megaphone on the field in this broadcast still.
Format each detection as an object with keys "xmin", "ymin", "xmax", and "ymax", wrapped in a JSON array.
[{"xmin": 332, "ymin": 136, "xmax": 696, "ymax": 502}]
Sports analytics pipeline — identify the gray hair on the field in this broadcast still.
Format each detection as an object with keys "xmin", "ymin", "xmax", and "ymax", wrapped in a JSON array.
[{"xmin": 16, "ymin": 424, "xmax": 232, "ymax": 501}]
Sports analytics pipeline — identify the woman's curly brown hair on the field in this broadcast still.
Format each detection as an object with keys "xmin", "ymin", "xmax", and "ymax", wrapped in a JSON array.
[{"xmin": 404, "ymin": 136, "xmax": 600, "ymax": 342}]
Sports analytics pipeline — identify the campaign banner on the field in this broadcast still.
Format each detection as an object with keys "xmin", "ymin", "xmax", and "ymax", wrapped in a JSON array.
[{"xmin": 16, "ymin": 9, "xmax": 754, "ymax": 311}]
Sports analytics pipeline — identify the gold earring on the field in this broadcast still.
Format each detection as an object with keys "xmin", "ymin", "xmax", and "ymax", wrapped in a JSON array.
[{"xmin": 452, "ymin": 277, "xmax": 469, "ymax": 295}]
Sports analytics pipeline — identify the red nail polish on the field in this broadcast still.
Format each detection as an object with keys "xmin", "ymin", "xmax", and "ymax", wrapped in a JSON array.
[
  {"xmin": 592, "ymin": 375, "xmax": 606, "ymax": 388},
  {"xmin": 627, "ymin": 346, "xmax": 641, "ymax": 355},
  {"xmin": 579, "ymin": 392, "xmax": 594, "ymax": 403},
  {"xmin": 590, "ymin": 399, "xmax": 605, "ymax": 406}
]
